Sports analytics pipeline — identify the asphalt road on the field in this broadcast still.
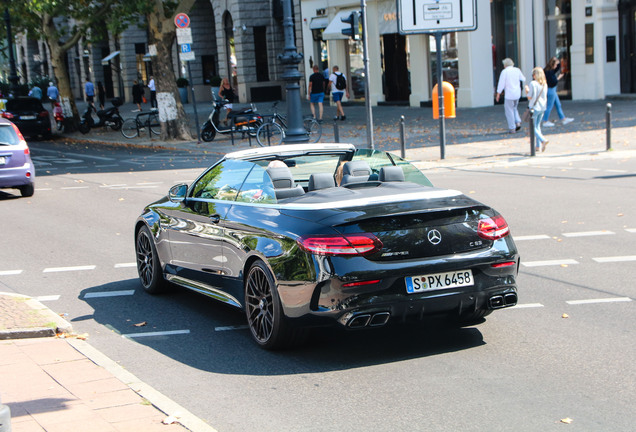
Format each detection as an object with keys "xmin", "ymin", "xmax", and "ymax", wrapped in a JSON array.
[{"xmin": 1, "ymin": 142, "xmax": 634, "ymax": 431}]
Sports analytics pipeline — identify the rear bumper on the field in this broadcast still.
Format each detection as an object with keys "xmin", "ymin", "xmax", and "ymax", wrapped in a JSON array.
[
  {"xmin": 0, "ymin": 162, "xmax": 35, "ymax": 188},
  {"xmin": 13, "ymin": 119, "xmax": 51, "ymax": 136}
]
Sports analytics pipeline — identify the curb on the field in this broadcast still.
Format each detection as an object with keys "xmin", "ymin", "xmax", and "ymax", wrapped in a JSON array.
[
  {"xmin": 0, "ymin": 292, "xmax": 73, "ymax": 340},
  {"xmin": 67, "ymin": 338, "xmax": 218, "ymax": 432}
]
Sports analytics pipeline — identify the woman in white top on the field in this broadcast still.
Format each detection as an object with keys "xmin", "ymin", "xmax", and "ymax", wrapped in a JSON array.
[{"xmin": 525, "ymin": 67, "xmax": 548, "ymax": 152}]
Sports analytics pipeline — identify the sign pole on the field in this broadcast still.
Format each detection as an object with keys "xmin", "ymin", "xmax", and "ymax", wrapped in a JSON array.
[
  {"xmin": 361, "ymin": 0, "xmax": 374, "ymax": 150},
  {"xmin": 435, "ymin": 32, "xmax": 446, "ymax": 160},
  {"xmin": 187, "ymin": 62, "xmax": 201, "ymax": 143}
]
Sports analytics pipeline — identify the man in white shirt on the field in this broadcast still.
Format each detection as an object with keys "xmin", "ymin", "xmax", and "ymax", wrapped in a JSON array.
[
  {"xmin": 328, "ymin": 66, "xmax": 349, "ymax": 121},
  {"xmin": 495, "ymin": 58, "xmax": 526, "ymax": 133},
  {"xmin": 147, "ymin": 76, "xmax": 157, "ymax": 108}
]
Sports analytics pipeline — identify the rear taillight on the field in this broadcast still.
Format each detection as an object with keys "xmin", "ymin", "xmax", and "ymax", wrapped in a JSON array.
[
  {"xmin": 1, "ymin": 112, "xmax": 14, "ymax": 119},
  {"xmin": 297, "ymin": 233, "xmax": 383, "ymax": 256},
  {"xmin": 24, "ymin": 148, "xmax": 30, "ymax": 155},
  {"xmin": 39, "ymin": 111, "xmax": 49, "ymax": 118},
  {"xmin": 478, "ymin": 215, "xmax": 510, "ymax": 240},
  {"xmin": 9, "ymin": 123, "xmax": 27, "ymax": 146}
]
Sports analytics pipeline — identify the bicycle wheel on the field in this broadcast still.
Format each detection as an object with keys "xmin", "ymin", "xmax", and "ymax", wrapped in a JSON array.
[
  {"xmin": 256, "ymin": 122, "xmax": 284, "ymax": 146},
  {"xmin": 304, "ymin": 118, "xmax": 322, "ymax": 143},
  {"xmin": 148, "ymin": 113, "xmax": 161, "ymax": 135},
  {"xmin": 121, "ymin": 118, "xmax": 139, "ymax": 139}
]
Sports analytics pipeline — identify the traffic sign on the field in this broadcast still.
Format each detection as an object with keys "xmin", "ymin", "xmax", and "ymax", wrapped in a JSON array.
[
  {"xmin": 174, "ymin": 13, "xmax": 190, "ymax": 28},
  {"xmin": 397, "ymin": 0, "xmax": 477, "ymax": 34},
  {"xmin": 180, "ymin": 50, "xmax": 195, "ymax": 62},
  {"xmin": 180, "ymin": 44, "xmax": 191, "ymax": 54},
  {"xmin": 176, "ymin": 27, "xmax": 192, "ymax": 45}
]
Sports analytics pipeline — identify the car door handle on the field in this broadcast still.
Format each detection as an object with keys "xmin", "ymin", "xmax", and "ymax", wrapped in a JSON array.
[{"xmin": 209, "ymin": 214, "xmax": 220, "ymax": 224}]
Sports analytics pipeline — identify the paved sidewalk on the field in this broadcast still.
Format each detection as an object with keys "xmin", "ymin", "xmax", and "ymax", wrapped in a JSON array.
[{"xmin": 0, "ymin": 293, "xmax": 216, "ymax": 432}]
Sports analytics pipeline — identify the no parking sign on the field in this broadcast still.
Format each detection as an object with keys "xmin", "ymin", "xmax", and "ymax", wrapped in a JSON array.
[{"xmin": 174, "ymin": 13, "xmax": 190, "ymax": 28}]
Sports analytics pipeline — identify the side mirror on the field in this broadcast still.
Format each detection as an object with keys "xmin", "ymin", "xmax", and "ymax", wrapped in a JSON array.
[{"xmin": 168, "ymin": 184, "xmax": 188, "ymax": 203}]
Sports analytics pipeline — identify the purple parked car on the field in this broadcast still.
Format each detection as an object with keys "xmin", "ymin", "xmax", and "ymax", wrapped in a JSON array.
[{"xmin": 0, "ymin": 118, "xmax": 35, "ymax": 197}]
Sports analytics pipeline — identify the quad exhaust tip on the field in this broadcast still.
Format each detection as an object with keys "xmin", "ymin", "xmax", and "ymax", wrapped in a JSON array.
[{"xmin": 347, "ymin": 312, "xmax": 391, "ymax": 329}]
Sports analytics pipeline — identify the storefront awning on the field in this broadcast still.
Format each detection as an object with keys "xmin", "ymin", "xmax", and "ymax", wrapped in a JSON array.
[
  {"xmin": 322, "ymin": 10, "xmax": 358, "ymax": 40},
  {"xmin": 309, "ymin": 17, "xmax": 329, "ymax": 30},
  {"xmin": 101, "ymin": 51, "xmax": 120, "ymax": 65}
]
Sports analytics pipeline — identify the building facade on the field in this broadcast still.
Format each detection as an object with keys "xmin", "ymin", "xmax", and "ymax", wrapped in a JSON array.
[{"xmin": 300, "ymin": 0, "xmax": 632, "ymax": 108}]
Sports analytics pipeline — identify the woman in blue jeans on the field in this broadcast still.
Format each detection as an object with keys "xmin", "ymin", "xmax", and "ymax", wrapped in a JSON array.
[
  {"xmin": 543, "ymin": 57, "xmax": 574, "ymax": 127},
  {"xmin": 525, "ymin": 67, "xmax": 548, "ymax": 152}
]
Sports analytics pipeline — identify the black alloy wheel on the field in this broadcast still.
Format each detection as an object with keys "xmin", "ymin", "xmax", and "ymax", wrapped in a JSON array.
[
  {"xmin": 245, "ymin": 260, "xmax": 297, "ymax": 349},
  {"xmin": 136, "ymin": 226, "xmax": 168, "ymax": 294}
]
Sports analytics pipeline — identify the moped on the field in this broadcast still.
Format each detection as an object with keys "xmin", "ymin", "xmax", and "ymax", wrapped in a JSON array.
[
  {"xmin": 200, "ymin": 98, "xmax": 262, "ymax": 142},
  {"xmin": 79, "ymin": 97, "xmax": 123, "ymax": 134}
]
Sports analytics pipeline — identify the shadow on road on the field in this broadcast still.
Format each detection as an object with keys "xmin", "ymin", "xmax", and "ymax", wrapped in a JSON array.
[{"xmin": 79, "ymin": 280, "xmax": 485, "ymax": 376}]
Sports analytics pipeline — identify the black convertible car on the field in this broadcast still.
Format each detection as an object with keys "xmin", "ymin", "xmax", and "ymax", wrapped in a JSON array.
[{"xmin": 135, "ymin": 144, "xmax": 519, "ymax": 349}]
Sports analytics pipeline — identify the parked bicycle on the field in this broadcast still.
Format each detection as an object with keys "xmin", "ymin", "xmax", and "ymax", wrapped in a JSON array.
[
  {"xmin": 256, "ymin": 101, "xmax": 322, "ymax": 146},
  {"xmin": 121, "ymin": 109, "xmax": 160, "ymax": 138}
]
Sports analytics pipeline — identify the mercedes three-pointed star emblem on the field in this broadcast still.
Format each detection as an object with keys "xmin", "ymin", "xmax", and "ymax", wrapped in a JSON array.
[{"xmin": 427, "ymin": 229, "xmax": 442, "ymax": 245}]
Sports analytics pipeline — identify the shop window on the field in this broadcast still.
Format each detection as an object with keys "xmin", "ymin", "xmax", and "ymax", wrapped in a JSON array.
[
  {"xmin": 429, "ymin": 33, "xmax": 458, "ymax": 89},
  {"xmin": 253, "ymin": 26, "xmax": 269, "ymax": 82},
  {"xmin": 348, "ymin": 39, "xmax": 365, "ymax": 100},
  {"xmin": 491, "ymin": 0, "xmax": 519, "ymax": 88},
  {"xmin": 545, "ymin": 0, "xmax": 572, "ymax": 95},
  {"xmin": 202, "ymin": 55, "xmax": 217, "ymax": 85},
  {"xmin": 135, "ymin": 43, "xmax": 150, "ymax": 83}
]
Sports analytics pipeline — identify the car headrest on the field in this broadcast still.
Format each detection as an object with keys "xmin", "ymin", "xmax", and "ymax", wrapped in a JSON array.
[
  {"xmin": 342, "ymin": 160, "xmax": 372, "ymax": 177},
  {"xmin": 308, "ymin": 173, "xmax": 336, "ymax": 191},
  {"xmin": 379, "ymin": 166, "xmax": 405, "ymax": 182},
  {"xmin": 266, "ymin": 166, "xmax": 294, "ymax": 189}
]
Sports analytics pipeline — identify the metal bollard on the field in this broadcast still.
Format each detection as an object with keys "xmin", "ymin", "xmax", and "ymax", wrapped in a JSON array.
[
  {"xmin": 606, "ymin": 103, "xmax": 612, "ymax": 151},
  {"xmin": 399, "ymin": 115, "xmax": 406, "ymax": 158},
  {"xmin": 529, "ymin": 109, "xmax": 536, "ymax": 157},
  {"xmin": 333, "ymin": 118, "xmax": 340, "ymax": 143}
]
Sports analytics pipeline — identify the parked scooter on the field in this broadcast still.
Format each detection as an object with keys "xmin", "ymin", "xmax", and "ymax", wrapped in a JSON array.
[
  {"xmin": 200, "ymin": 98, "xmax": 262, "ymax": 142},
  {"xmin": 79, "ymin": 97, "xmax": 123, "ymax": 134},
  {"xmin": 53, "ymin": 102, "xmax": 65, "ymax": 132}
]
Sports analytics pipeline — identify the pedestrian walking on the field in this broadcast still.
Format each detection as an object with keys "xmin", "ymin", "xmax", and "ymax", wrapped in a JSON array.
[
  {"xmin": 329, "ymin": 66, "xmax": 349, "ymax": 121},
  {"xmin": 28, "ymin": 85, "xmax": 42, "ymax": 100},
  {"xmin": 132, "ymin": 80, "xmax": 143, "ymax": 112},
  {"xmin": 543, "ymin": 57, "xmax": 574, "ymax": 127},
  {"xmin": 47, "ymin": 82, "xmax": 59, "ymax": 109},
  {"xmin": 97, "ymin": 81, "xmax": 106, "ymax": 110},
  {"xmin": 307, "ymin": 65, "xmax": 325, "ymax": 122},
  {"xmin": 85, "ymin": 78, "xmax": 95, "ymax": 109},
  {"xmin": 525, "ymin": 67, "xmax": 549, "ymax": 152},
  {"xmin": 495, "ymin": 58, "xmax": 526, "ymax": 133},
  {"xmin": 147, "ymin": 76, "xmax": 157, "ymax": 108},
  {"xmin": 218, "ymin": 77, "xmax": 236, "ymax": 125}
]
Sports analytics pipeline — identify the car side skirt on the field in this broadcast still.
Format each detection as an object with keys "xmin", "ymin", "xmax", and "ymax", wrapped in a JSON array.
[{"xmin": 165, "ymin": 274, "xmax": 242, "ymax": 308}]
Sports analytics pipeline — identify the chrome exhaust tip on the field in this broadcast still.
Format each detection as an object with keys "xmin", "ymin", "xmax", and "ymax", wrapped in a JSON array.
[
  {"xmin": 489, "ymin": 295, "xmax": 505, "ymax": 309},
  {"xmin": 504, "ymin": 293, "xmax": 518, "ymax": 306},
  {"xmin": 347, "ymin": 314, "xmax": 371, "ymax": 329},
  {"xmin": 369, "ymin": 312, "xmax": 391, "ymax": 327}
]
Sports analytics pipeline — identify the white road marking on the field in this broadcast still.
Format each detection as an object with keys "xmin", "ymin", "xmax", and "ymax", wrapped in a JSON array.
[
  {"xmin": 100, "ymin": 184, "xmax": 127, "ymax": 188},
  {"xmin": 579, "ymin": 168, "xmax": 601, "ymax": 172},
  {"xmin": 593, "ymin": 256, "xmax": 636, "ymax": 263},
  {"xmin": 61, "ymin": 186, "xmax": 90, "ymax": 190},
  {"xmin": 215, "ymin": 325, "xmax": 249, "ymax": 332},
  {"xmin": 566, "ymin": 297, "xmax": 632, "ymax": 305},
  {"xmin": 122, "ymin": 329, "xmax": 190, "ymax": 338},
  {"xmin": 508, "ymin": 303, "xmax": 544, "ymax": 309},
  {"xmin": 84, "ymin": 290, "xmax": 135, "ymax": 299},
  {"xmin": 522, "ymin": 259, "xmax": 579, "ymax": 267},
  {"xmin": 35, "ymin": 188, "xmax": 52, "ymax": 191},
  {"xmin": 626, "ymin": 228, "xmax": 636, "ymax": 233},
  {"xmin": 114, "ymin": 263, "xmax": 136, "ymax": 268},
  {"xmin": 562, "ymin": 230, "xmax": 614, "ymax": 237},
  {"xmin": 514, "ymin": 235, "xmax": 551, "ymax": 241},
  {"xmin": 136, "ymin": 182, "xmax": 163, "ymax": 185},
  {"xmin": 606, "ymin": 169, "xmax": 627, "ymax": 173},
  {"xmin": 0, "ymin": 270, "xmax": 23, "ymax": 276},
  {"xmin": 43, "ymin": 265, "xmax": 96, "ymax": 273},
  {"xmin": 108, "ymin": 185, "xmax": 159, "ymax": 189},
  {"xmin": 35, "ymin": 295, "xmax": 60, "ymax": 302},
  {"xmin": 95, "ymin": 164, "xmax": 120, "ymax": 168}
]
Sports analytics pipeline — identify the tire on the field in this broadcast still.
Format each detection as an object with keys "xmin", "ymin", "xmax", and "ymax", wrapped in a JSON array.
[
  {"xmin": 304, "ymin": 118, "xmax": 322, "ymax": 143},
  {"xmin": 19, "ymin": 183, "xmax": 34, "ymax": 197},
  {"xmin": 136, "ymin": 225, "xmax": 169, "ymax": 294},
  {"xmin": 78, "ymin": 121, "xmax": 90, "ymax": 134},
  {"xmin": 149, "ymin": 113, "xmax": 161, "ymax": 135},
  {"xmin": 256, "ymin": 122, "xmax": 284, "ymax": 147},
  {"xmin": 121, "ymin": 118, "xmax": 139, "ymax": 138},
  {"xmin": 201, "ymin": 124, "xmax": 216, "ymax": 142},
  {"xmin": 245, "ymin": 260, "xmax": 300, "ymax": 350},
  {"xmin": 110, "ymin": 116, "xmax": 123, "ymax": 131}
]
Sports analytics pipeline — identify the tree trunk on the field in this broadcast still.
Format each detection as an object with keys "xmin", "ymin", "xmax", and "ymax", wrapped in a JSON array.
[
  {"xmin": 147, "ymin": 6, "xmax": 193, "ymax": 141},
  {"xmin": 43, "ymin": 15, "xmax": 81, "ymax": 127}
]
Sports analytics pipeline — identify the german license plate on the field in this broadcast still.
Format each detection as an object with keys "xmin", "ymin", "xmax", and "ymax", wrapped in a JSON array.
[
  {"xmin": 0, "ymin": 156, "xmax": 5, "ymax": 165},
  {"xmin": 20, "ymin": 115, "xmax": 36, "ymax": 120},
  {"xmin": 405, "ymin": 269, "xmax": 474, "ymax": 294}
]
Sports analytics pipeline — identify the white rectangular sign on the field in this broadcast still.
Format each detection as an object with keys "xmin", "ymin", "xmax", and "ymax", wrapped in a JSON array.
[
  {"xmin": 176, "ymin": 27, "xmax": 193, "ymax": 45},
  {"xmin": 180, "ymin": 50, "xmax": 195, "ymax": 62},
  {"xmin": 397, "ymin": 0, "xmax": 477, "ymax": 34}
]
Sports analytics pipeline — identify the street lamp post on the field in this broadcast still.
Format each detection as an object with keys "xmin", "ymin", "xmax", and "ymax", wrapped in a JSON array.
[
  {"xmin": 4, "ymin": 8, "xmax": 20, "ymax": 97},
  {"xmin": 279, "ymin": 0, "xmax": 308, "ymax": 143}
]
